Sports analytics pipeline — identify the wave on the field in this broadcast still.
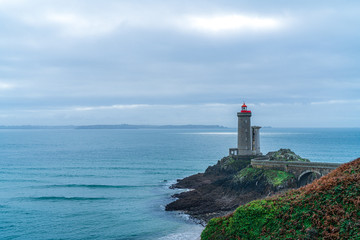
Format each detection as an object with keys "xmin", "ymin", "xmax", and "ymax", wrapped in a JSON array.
[
  {"xmin": 28, "ymin": 196, "xmax": 112, "ymax": 201},
  {"xmin": 0, "ymin": 179, "xmax": 44, "ymax": 183},
  {"xmin": 158, "ymin": 225, "xmax": 204, "ymax": 240},
  {"xmin": 39, "ymin": 184, "xmax": 157, "ymax": 189}
]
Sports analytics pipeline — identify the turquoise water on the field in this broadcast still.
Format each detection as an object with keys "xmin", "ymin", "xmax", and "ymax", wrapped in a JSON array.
[{"xmin": 0, "ymin": 128, "xmax": 359, "ymax": 239}]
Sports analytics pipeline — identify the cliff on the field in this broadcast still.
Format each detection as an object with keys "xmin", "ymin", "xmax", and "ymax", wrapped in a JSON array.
[
  {"xmin": 201, "ymin": 158, "xmax": 360, "ymax": 239},
  {"xmin": 166, "ymin": 149, "xmax": 303, "ymax": 222}
]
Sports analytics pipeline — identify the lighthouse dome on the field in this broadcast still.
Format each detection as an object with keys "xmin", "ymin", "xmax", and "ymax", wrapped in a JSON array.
[{"xmin": 241, "ymin": 103, "xmax": 251, "ymax": 113}]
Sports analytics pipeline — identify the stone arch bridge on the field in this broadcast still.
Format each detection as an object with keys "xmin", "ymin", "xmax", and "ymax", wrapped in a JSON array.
[{"xmin": 251, "ymin": 157, "xmax": 341, "ymax": 187}]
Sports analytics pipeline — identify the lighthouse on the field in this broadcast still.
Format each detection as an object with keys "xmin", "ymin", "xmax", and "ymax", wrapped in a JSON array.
[
  {"xmin": 229, "ymin": 103, "xmax": 262, "ymax": 157},
  {"xmin": 237, "ymin": 103, "xmax": 252, "ymax": 155}
]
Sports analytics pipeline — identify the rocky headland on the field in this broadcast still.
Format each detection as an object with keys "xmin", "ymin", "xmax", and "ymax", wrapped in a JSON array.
[
  {"xmin": 201, "ymin": 157, "xmax": 360, "ymax": 239},
  {"xmin": 165, "ymin": 149, "xmax": 313, "ymax": 222}
]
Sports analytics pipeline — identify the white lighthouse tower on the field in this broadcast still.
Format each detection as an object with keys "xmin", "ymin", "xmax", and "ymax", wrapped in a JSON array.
[{"xmin": 229, "ymin": 103, "xmax": 262, "ymax": 157}]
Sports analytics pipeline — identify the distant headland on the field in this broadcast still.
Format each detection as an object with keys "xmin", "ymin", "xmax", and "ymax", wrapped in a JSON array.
[
  {"xmin": 76, "ymin": 124, "xmax": 227, "ymax": 129},
  {"xmin": 0, "ymin": 124, "xmax": 227, "ymax": 130}
]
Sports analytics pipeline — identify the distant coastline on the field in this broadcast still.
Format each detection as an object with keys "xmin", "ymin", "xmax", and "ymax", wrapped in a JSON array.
[{"xmin": 0, "ymin": 124, "xmax": 228, "ymax": 130}]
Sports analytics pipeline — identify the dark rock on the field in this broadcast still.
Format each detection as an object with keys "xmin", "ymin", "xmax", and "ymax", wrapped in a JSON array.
[{"xmin": 166, "ymin": 150, "xmax": 306, "ymax": 223}]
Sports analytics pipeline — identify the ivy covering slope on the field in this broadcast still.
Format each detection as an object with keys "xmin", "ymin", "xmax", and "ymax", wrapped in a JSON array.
[
  {"xmin": 267, "ymin": 148, "xmax": 310, "ymax": 162},
  {"xmin": 232, "ymin": 166, "xmax": 295, "ymax": 188},
  {"xmin": 201, "ymin": 158, "xmax": 360, "ymax": 240}
]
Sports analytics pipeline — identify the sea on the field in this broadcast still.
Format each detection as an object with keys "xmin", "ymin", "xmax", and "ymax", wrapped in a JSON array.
[{"xmin": 1, "ymin": 128, "xmax": 360, "ymax": 240}]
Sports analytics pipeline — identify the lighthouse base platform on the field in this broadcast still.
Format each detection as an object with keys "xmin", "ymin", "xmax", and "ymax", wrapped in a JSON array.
[{"xmin": 229, "ymin": 148, "xmax": 262, "ymax": 159}]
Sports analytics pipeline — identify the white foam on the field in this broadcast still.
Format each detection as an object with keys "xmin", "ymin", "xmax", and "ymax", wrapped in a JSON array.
[
  {"xmin": 163, "ymin": 179, "xmax": 177, "ymax": 188},
  {"xmin": 158, "ymin": 225, "xmax": 204, "ymax": 240}
]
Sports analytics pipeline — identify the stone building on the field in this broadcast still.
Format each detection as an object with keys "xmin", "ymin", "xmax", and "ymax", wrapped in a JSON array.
[{"xmin": 229, "ymin": 103, "xmax": 262, "ymax": 157}]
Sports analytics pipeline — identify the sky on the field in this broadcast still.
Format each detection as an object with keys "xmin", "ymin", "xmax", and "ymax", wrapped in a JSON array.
[{"xmin": 0, "ymin": 0, "xmax": 360, "ymax": 127}]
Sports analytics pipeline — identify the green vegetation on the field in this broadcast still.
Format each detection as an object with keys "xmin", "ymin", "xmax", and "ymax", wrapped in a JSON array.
[
  {"xmin": 205, "ymin": 156, "xmax": 250, "ymax": 175},
  {"xmin": 233, "ymin": 166, "xmax": 295, "ymax": 187},
  {"xmin": 202, "ymin": 158, "xmax": 360, "ymax": 239},
  {"xmin": 220, "ymin": 157, "xmax": 250, "ymax": 173},
  {"xmin": 233, "ymin": 167, "xmax": 263, "ymax": 183},
  {"xmin": 264, "ymin": 169, "xmax": 294, "ymax": 186},
  {"xmin": 267, "ymin": 148, "xmax": 310, "ymax": 162}
]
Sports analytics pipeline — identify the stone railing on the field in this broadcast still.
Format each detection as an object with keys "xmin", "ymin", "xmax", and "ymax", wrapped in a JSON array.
[{"xmin": 251, "ymin": 159, "xmax": 341, "ymax": 169}]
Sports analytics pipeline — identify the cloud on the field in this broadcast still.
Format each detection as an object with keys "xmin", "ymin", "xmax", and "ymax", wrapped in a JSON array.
[
  {"xmin": 0, "ymin": 1, "xmax": 360, "ymax": 126},
  {"xmin": 0, "ymin": 1, "xmax": 288, "ymax": 39},
  {"xmin": 44, "ymin": 12, "xmax": 124, "ymax": 37},
  {"xmin": 1, "ymin": 100, "xmax": 360, "ymax": 127},
  {"xmin": 310, "ymin": 99, "xmax": 360, "ymax": 105},
  {"xmin": 0, "ymin": 81, "xmax": 15, "ymax": 90},
  {"xmin": 17, "ymin": 11, "xmax": 124, "ymax": 38},
  {"xmin": 0, "ymin": 0, "xmax": 24, "ymax": 6},
  {"xmin": 74, "ymin": 103, "xmax": 222, "ymax": 111},
  {"xmin": 0, "ymin": 1, "xmax": 127, "ymax": 39},
  {"xmin": 74, "ymin": 104, "xmax": 150, "ymax": 111},
  {"xmin": 185, "ymin": 14, "xmax": 284, "ymax": 34}
]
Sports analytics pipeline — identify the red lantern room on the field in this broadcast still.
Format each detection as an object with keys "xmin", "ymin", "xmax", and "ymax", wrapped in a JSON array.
[{"xmin": 241, "ymin": 103, "xmax": 251, "ymax": 113}]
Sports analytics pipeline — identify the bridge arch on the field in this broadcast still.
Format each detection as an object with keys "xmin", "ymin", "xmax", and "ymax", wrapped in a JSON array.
[
  {"xmin": 298, "ymin": 170, "xmax": 322, "ymax": 181},
  {"xmin": 298, "ymin": 170, "xmax": 322, "ymax": 187}
]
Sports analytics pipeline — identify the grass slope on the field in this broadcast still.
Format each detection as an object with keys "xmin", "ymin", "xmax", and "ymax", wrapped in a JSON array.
[
  {"xmin": 233, "ymin": 167, "xmax": 295, "ymax": 187},
  {"xmin": 202, "ymin": 158, "xmax": 360, "ymax": 240}
]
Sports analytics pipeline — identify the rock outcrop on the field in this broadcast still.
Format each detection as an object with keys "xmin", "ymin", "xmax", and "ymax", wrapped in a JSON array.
[
  {"xmin": 201, "ymin": 158, "xmax": 359, "ymax": 240},
  {"xmin": 266, "ymin": 148, "xmax": 309, "ymax": 162},
  {"xmin": 166, "ymin": 150, "xmax": 303, "ymax": 222}
]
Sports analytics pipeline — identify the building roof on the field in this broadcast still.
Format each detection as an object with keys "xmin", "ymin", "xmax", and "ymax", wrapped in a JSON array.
[{"xmin": 241, "ymin": 102, "xmax": 251, "ymax": 113}]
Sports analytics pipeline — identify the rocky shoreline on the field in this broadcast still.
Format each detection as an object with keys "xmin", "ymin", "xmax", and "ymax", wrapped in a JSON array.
[{"xmin": 165, "ymin": 149, "xmax": 309, "ymax": 223}]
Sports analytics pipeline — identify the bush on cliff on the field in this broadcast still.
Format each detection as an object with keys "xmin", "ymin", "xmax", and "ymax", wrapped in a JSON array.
[
  {"xmin": 201, "ymin": 158, "xmax": 360, "ymax": 240},
  {"xmin": 232, "ymin": 166, "xmax": 295, "ymax": 191},
  {"xmin": 267, "ymin": 148, "xmax": 310, "ymax": 162},
  {"xmin": 205, "ymin": 156, "xmax": 250, "ymax": 175}
]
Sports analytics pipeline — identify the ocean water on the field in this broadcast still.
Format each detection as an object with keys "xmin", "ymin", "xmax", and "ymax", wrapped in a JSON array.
[{"xmin": 0, "ymin": 128, "xmax": 359, "ymax": 240}]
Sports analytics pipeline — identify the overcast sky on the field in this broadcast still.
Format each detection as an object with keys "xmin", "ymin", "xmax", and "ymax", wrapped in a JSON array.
[{"xmin": 0, "ymin": 0, "xmax": 359, "ymax": 127}]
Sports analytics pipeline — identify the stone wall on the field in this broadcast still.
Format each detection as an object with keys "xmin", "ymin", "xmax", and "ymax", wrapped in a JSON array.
[{"xmin": 251, "ymin": 159, "xmax": 341, "ymax": 180}]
